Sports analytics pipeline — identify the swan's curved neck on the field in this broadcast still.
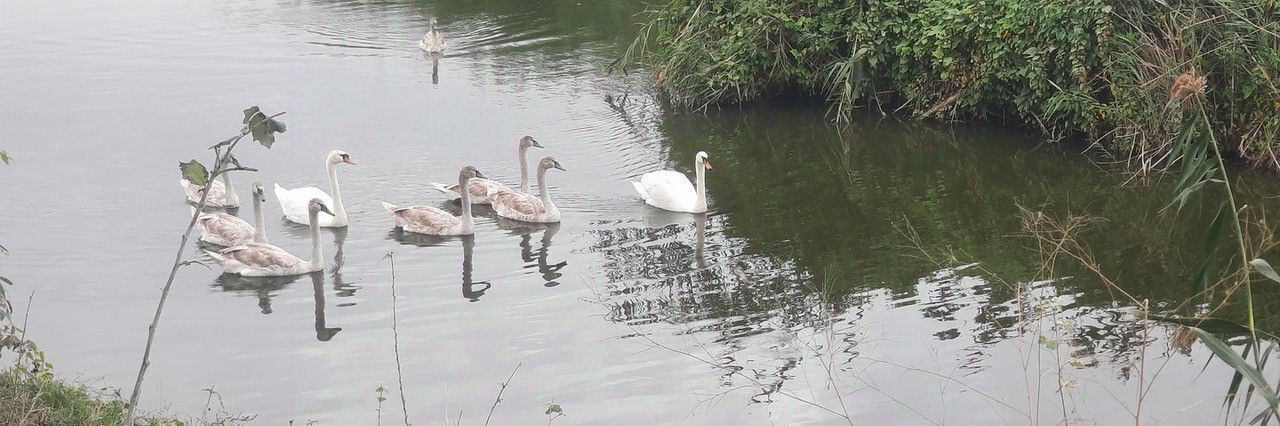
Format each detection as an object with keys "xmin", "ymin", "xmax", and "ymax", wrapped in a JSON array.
[
  {"xmin": 326, "ymin": 161, "xmax": 348, "ymax": 225},
  {"xmin": 538, "ymin": 166, "xmax": 556, "ymax": 212},
  {"xmin": 252, "ymin": 194, "xmax": 268, "ymax": 243},
  {"xmin": 309, "ymin": 209, "xmax": 324, "ymax": 269},
  {"xmin": 222, "ymin": 173, "xmax": 240, "ymax": 205},
  {"xmin": 459, "ymin": 175, "xmax": 474, "ymax": 229},
  {"xmin": 694, "ymin": 160, "xmax": 707, "ymax": 212},
  {"xmin": 518, "ymin": 145, "xmax": 530, "ymax": 193}
]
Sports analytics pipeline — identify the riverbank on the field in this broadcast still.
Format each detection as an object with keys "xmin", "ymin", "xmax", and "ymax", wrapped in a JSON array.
[
  {"xmin": 0, "ymin": 366, "xmax": 170, "ymax": 425},
  {"xmin": 621, "ymin": 0, "xmax": 1280, "ymax": 172}
]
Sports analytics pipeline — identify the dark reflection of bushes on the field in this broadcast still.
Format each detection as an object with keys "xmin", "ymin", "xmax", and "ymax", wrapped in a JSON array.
[{"xmin": 590, "ymin": 103, "xmax": 1280, "ymax": 386}]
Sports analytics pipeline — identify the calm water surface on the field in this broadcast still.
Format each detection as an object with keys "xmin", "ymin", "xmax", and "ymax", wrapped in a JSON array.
[{"xmin": 4, "ymin": 0, "xmax": 1280, "ymax": 424}]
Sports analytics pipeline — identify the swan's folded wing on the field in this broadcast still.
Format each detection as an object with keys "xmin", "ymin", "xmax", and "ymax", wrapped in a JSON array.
[
  {"xmin": 641, "ymin": 171, "xmax": 695, "ymax": 192},
  {"xmin": 200, "ymin": 214, "xmax": 253, "ymax": 243},
  {"xmin": 467, "ymin": 178, "xmax": 508, "ymax": 198},
  {"xmin": 276, "ymin": 185, "xmax": 335, "ymax": 222},
  {"xmin": 492, "ymin": 191, "xmax": 544, "ymax": 216},
  {"xmin": 640, "ymin": 170, "xmax": 696, "ymax": 209},
  {"xmin": 399, "ymin": 206, "xmax": 459, "ymax": 231},
  {"xmin": 183, "ymin": 178, "xmax": 227, "ymax": 203},
  {"xmin": 221, "ymin": 245, "xmax": 301, "ymax": 269},
  {"xmin": 281, "ymin": 186, "xmax": 334, "ymax": 206}
]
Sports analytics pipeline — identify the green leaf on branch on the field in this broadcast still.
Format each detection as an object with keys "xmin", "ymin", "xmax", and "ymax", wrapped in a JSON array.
[
  {"xmin": 242, "ymin": 106, "xmax": 287, "ymax": 149},
  {"xmin": 0, "ymin": 151, "xmax": 10, "ymax": 165},
  {"xmin": 1251, "ymin": 259, "xmax": 1280, "ymax": 284},
  {"xmin": 179, "ymin": 159, "xmax": 209, "ymax": 186}
]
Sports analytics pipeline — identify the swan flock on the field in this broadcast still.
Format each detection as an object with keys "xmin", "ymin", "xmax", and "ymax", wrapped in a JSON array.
[{"xmin": 187, "ymin": 18, "xmax": 713, "ymax": 276}]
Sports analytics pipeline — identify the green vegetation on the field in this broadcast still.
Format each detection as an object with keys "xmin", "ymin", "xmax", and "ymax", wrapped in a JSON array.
[
  {"xmin": 0, "ymin": 367, "xmax": 178, "ymax": 426},
  {"xmin": 0, "ymin": 279, "xmax": 179, "ymax": 425},
  {"xmin": 621, "ymin": 0, "xmax": 1280, "ymax": 170}
]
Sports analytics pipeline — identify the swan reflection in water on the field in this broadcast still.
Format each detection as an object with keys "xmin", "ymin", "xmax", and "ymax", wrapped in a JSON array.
[
  {"xmin": 388, "ymin": 229, "xmax": 492, "ymax": 301},
  {"xmin": 423, "ymin": 51, "xmax": 442, "ymax": 84},
  {"xmin": 213, "ymin": 274, "xmax": 299, "ymax": 315},
  {"xmin": 211, "ymin": 271, "xmax": 343, "ymax": 342},
  {"xmin": 694, "ymin": 213, "xmax": 707, "ymax": 269},
  {"xmin": 643, "ymin": 209, "xmax": 709, "ymax": 270},
  {"xmin": 495, "ymin": 217, "xmax": 566, "ymax": 287},
  {"xmin": 281, "ymin": 221, "xmax": 361, "ymax": 300},
  {"xmin": 327, "ymin": 227, "xmax": 360, "ymax": 300}
]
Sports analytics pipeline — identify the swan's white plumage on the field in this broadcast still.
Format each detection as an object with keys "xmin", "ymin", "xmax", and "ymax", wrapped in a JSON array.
[
  {"xmin": 274, "ymin": 150, "xmax": 352, "ymax": 228},
  {"xmin": 634, "ymin": 170, "xmax": 699, "ymax": 212},
  {"xmin": 632, "ymin": 151, "xmax": 710, "ymax": 213},
  {"xmin": 275, "ymin": 183, "xmax": 341, "ymax": 227}
]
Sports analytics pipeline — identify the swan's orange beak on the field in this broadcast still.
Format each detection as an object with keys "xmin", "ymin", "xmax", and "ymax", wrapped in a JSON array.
[
  {"xmin": 702, "ymin": 159, "xmax": 713, "ymax": 170},
  {"xmin": 342, "ymin": 156, "xmax": 357, "ymax": 165}
]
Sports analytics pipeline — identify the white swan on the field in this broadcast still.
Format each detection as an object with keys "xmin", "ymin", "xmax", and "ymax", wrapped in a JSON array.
[
  {"xmin": 490, "ymin": 156, "xmax": 564, "ymax": 223},
  {"xmin": 419, "ymin": 17, "xmax": 446, "ymax": 53},
  {"xmin": 195, "ymin": 181, "xmax": 269, "ymax": 247},
  {"xmin": 206, "ymin": 198, "xmax": 332, "ymax": 277},
  {"xmin": 632, "ymin": 151, "xmax": 712, "ymax": 213},
  {"xmin": 275, "ymin": 150, "xmax": 354, "ymax": 228},
  {"xmin": 380, "ymin": 166, "xmax": 483, "ymax": 235},
  {"xmin": 430, "ymin": 136, "xmax": 542, "ymax": 204},
  {"xmin": 180, "ymin": 170, "xmax": 240, "ymax": 208}
]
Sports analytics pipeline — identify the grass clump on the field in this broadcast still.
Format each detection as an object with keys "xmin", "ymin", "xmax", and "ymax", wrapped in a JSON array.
[{"xmin": 0, "ymin": 366, "xmax": 177, "ymax": 425}]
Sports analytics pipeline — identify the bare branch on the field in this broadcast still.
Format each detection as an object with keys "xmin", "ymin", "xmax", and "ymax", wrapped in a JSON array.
[{"xmin": 484, "ymin": 362, "xmax": 524, "ymax": 426}]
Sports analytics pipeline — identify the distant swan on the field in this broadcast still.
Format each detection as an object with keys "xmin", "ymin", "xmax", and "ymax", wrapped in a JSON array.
[
  {"xmin": 275, "ymin": 150, "xmax": 354, "ymax": 228},
  {"xmin": 419, "ymin": 17, "xmax": 447, "ymax": 53},
  {"xmin": 196, "ymin": 181, "xmax": 270, "ymax": 247},
  {"xmin": 430, "ymin": 135, "xmax": 542, "ymax": 204},
  {"xmin": 489, "ymin": 156, "xmax": 565, "ymax": 223},
  {"xmin": 380, "ymin": 166, "xmax": 484, "ymax": 235},
  {"xmin": 180, "ymin": 170, "xmax": 240, "ymax": 208},
  {"xmin": 632, "ymin": 151, "xmax": 712, "ymax": 213},
  {"xmin": 206, "ymin": 199, "xmax": 332, "ymax": 277}
]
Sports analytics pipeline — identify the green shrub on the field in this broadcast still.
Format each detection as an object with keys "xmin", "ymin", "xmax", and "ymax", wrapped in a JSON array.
[{"xmin": 624, "ymin": 0, "xmax": 1280, "ymax": 170}]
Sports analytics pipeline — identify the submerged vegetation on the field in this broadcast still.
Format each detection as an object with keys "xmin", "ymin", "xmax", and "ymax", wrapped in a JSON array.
[{"xmin": 620, "ymin": 0, "xmax": 1280, "ymax": 171}]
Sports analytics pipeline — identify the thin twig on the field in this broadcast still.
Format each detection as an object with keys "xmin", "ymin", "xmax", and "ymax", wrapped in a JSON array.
[
  {"xmin": 17, "ymin": 290, "xmax": 33, "ymax": 370},
  {"xmin": 385, "ymin": 252, "xmax": 410, "ymax": 426},
  {"xmin": 484, "ymin": 362, "xmax": 524, "ymax": 426}
]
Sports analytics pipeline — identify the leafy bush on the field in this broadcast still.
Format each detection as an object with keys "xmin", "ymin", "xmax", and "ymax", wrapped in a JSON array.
[{"xmin": 624, "ymin": 0, "xmax": 1280, "ymax": 170}]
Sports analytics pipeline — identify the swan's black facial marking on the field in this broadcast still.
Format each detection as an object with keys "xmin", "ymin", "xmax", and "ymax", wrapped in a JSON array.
[{"xmin": 312, "ymin": 200, "xmax": 335, "ymax": 216}]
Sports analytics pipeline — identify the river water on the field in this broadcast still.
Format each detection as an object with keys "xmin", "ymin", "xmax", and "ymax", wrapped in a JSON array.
[{"xmin": 3, "ymin": 0, "xmax": 1280, "ymax": 424}]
